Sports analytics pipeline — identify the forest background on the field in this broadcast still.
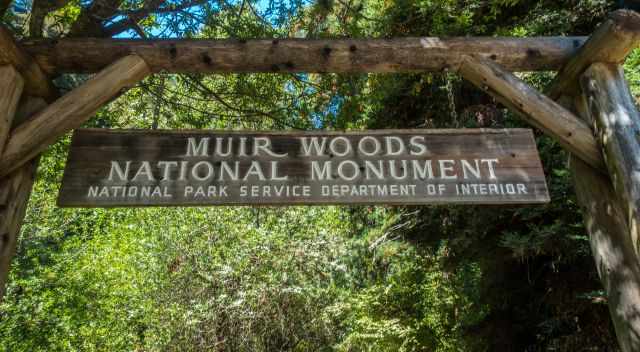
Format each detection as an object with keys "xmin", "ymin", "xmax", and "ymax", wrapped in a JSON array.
[{"xmin": 0, "ymin": 0, "xmax": 638, "ymax": 351}]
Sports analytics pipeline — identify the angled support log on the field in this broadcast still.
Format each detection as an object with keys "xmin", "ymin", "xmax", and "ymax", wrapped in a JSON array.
[
  {"xmin": 458, "ymin": 55, "xmax": 604, "ymax": 171},
  {"xmin": 0, "ymin": 26, "xmax": 56, "ymax": 101},
  {"xmin": 0, "ymin": 55, "xmax": 150, "ymax": 178},
  {"xmin": 548, "ymin": 10, "xmax": 640, "ymax": 100},
  {"xmin": 580, "ymin": 63, "xmax": 640, "ymax": 259}
]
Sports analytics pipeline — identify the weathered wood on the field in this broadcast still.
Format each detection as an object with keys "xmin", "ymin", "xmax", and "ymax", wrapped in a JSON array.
[
  {"xmin": 0, "ymin": 66, "xmax": 23, "ymax": 157},
  {"xmin": 0, "ymin": 96, "xmax": 46, "ymax": 302},
  {"xmin": 548, "ymin": 10, "xmax": 640, "ymax": 100},
  {"xmin": 563, "ymin": 89, "xmax": 640, "ymax": 351},
  {"xmin": 0, "ymin": 55, "xmax": 150, "ymax": 179},
  {"xmin": 0, "ymin": 159, "xmax": 39, "ymax": 301},
  {"xmin": 571, "ymin": 156, "xmax": 640, "ymax": 352},
  {"xmin": 57, "ymin": 128, "xmax": 549, "ymax": 207},
  {"xmin": 580, "ymin": 63, "xmax": 640, "ymax": 258},
  {"xmin": 19, "ymin": 36, "xmax": 586, "ymax": 75},
  {"xmin": 0, "ymin": 26, "xmax": 56, "ymax": 101},
  {"xmin": 458, "ymin": 55, "xmax": 604, "ymax": 171}
]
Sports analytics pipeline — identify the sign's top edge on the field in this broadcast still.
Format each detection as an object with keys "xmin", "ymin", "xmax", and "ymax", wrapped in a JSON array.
[{"xmin": 74, "ymin": 128, "xmax": 534, "ymax": 135}]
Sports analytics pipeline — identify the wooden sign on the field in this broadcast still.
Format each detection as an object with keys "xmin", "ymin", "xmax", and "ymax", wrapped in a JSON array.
[{"xmin": 57, "ymin": 129, "xmax": 549, "ymax": 207}]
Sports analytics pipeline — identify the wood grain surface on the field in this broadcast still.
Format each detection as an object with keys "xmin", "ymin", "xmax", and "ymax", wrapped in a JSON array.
[
  {"xmin": 21, "ymin": 36, "xmax": 586, "ymax": 75},
  {"xmin": 58, "ymin": 128, "xmax": 550, "ymax": 207}
]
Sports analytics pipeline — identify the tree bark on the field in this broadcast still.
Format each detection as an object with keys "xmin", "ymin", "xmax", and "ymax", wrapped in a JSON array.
[
  {"xmin": 571, "ymin": 155, "xmax": 640, "ymax": 352},
  {"xmin": 0, "ymin": 66, "xmax": 23, "ymax": 157},
  {"xmin": 0, "ymin": 96, "xmax": 46, "ymax": 302},
  {"xmin": 19, "ymin": 36, "xmax": 587, "ymax": 75},
  {"xmin": 548, "ymin": 9, "xmax": 640, "ymax": 100},
  {"xmin": 0, "ymin": 26, "xmax": 56, "ymax": 101},
  {"xmin": 580, "ymin": 63, "xmax": 640, "ymax": 259},
  {"xmin": 0, "ymin": 159, "xmax": 38, "ymax": 301},
  {"xmin": 0, "ymin": 55, "xmax": 150, "ymax": 178},
  {"xmin": 563, "ymin": 73, "xmax": 640, "ymax": 351}
]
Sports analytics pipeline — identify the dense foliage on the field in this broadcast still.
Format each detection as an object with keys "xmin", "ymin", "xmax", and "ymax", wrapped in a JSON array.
[{"xmin": 1, "ymin": 0, "xmax": 638, "ymax": 351}]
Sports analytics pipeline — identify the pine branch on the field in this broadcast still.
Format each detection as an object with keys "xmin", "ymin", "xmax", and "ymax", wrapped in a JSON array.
[
  {"xmin": 28, "ymin": 0, "xmax": 71, "ymax": 37},
  {"xmin": 67, "ymin": 0, "xmax": 124, "ymax": 37},
  {"xmin": 0, "ymin": 0, "xmax": 12, "ymax": 17},
  {"xmin": 104, "ymin": 0, "xmax": 209, "ymax": 37}
]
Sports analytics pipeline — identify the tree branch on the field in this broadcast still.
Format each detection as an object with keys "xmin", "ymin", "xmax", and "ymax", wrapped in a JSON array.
[
  {"xmin": 0, "ymin": 0, "xmax": 12, "ymax": 17},
  {"xmin": 28, "ymin": 0, "xmax": 71, "ymax": 38},
  {"xmin": 67, "ymin": 0, "xmax": 124, "ymax": 37},
  {"xmin": 103, "ymin": 0, "xmax": 165, "ymax": 37},
  {"xmin": 104, "ymin": 0, "xmax": 209, "ymax": 37},
  {"xmin": 119, "ymin": 0, "xmax": 208, "ymax": 17}
]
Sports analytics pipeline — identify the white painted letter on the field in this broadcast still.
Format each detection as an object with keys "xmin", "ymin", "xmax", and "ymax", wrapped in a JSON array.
[
  {"xmin": 358, "ymin": 136, "xmax": 381, "ymax": 156},
  {"xmin": 158, "ymin": 161, "xmax": 178, "ymax": 181},
  {"xmin": 385, "ymin": 136, "xmax": 405, "ymax": 156},
  {"xmin": 108, "ymin": 161, "xmax": 131, "ymax": 181},
  {"xmin": 409, "ymin": 136, "xmax": 427, "ymax": 156},
  {"xmin": 461, "ymin": 159, "xmax": 481, "ymax": 179},
  {"xmin": 270, "ymin": 161, "xmax": 288, "ymax": 181},
  {"xmin": 439, "ymin": 160, "xmax": 457, "ymax": 180},
  {"xmin": 185, "ymin": 137, "xmax": 210, "ymax": 156},
  {"xmin": 132, "ymin": 161, "xmax": 155, "ymax": 181},
  {"xmin": 481, "ymin": 158, "xmax": 499, "ymax": 179},
  {"xmin": 254, "ymin": 137, "xmax": 288, "ymax": 157},
  {"xmin": 311, "ymin": 161, "xmax": 332, "ymax": 180},
  {"xmin": 300, "ymin": 137, "xmax": 328, "ymax": 156},
  {"xmin": 329, "ymin": 137, "xmax": 352, "ymax": 157}
]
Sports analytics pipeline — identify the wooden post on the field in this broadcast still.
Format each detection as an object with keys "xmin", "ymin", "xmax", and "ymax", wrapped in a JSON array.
[
  {"xmin": 565, "ymin": 89, "xmax": 640, "ymax": 352},
  {"xmin": 0, "ymin": 55, "xmax": 150, "ymax": 178},
  {"xmin": 0, "ymin": 96, "xmax": 45, "ymax": 300},
  {"xmin": 571, "ymin": 154, "xmax": 640, "ymax": 351},
  {"xmin": 0, "ymin": 66, "xmax": 31, "ymax": 301},
  {"xmin": 0, "ymin": 158, "xmax": 40, "ymax": 301},
  {"xmin": 580, "ymin": 63, "xmax": 640, "ymax": 259},
  {"xmin": 458, "ymin": 55, "xmax": 604, "ymax": 170},
  {"xmin": 548, "ymin": 10, "xmax": 640, "ymax": 100}
]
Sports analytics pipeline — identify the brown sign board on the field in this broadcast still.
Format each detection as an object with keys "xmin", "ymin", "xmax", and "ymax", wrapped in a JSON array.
[{"xmin": 57, "ymin": 128, "xmax": 550, "ymax": 207}]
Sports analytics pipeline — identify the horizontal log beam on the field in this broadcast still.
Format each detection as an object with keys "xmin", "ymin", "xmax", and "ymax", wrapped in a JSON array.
[
  {"xmin": 0, "ymin": 55, "xmax": 150, "ymax": 178},
  {"xmin": 458, "ymin": 55, "xmax": 604, "ymax": 171},
  {"xmin": 0, "ymin": 26, "xmax": 56, "ymax": 101},
  {"xmin": 19, "ymin": 36, "xmax": 586, "ymax": 75},
  {"xmin": 548, "ymin": 10, "xmax": 640, "ymax": 100}
]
